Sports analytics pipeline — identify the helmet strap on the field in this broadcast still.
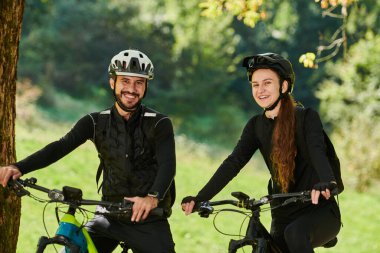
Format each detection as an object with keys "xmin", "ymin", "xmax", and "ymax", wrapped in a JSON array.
[
  {"xmin": 111, "ymin": 76, "xmax": 146, "ymax": 113},
  {"xmin": 143, "ymin": 81, "xmax": 148, "ymax": 98},
  {"xmin": 264, "ymin": 78, "xmax": 286, "ymax": 112},
  {"xmin": 264, "ymin": 93, "xmax": 284, "ymax": 112}
]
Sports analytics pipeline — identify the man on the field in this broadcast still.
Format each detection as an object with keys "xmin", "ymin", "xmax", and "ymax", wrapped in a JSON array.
[{"xmin": 0, "ymin": 49, "xmax": 176, "ymax": 253}]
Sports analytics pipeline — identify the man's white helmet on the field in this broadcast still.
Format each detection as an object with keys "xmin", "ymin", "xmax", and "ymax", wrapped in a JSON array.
[{"xmin": 108, "ymin": 49, "xmax": 154, "ymax": 80}]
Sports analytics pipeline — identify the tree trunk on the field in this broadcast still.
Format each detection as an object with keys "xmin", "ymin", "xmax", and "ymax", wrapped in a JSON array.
[{"xmin": 0, "ymin": 1, "xmax": 25, "ymax": 253}]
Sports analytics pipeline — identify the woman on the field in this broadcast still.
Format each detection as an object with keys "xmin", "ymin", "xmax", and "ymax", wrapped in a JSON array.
[{"xmin": 181, "ymin": 53, "xmax": 341, "ymax": 253}]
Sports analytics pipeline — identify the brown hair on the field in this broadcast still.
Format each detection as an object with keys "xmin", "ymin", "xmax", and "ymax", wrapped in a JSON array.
[{"xmin": 270, "ymin": 93, "xmax": 297, "ymax": 192}]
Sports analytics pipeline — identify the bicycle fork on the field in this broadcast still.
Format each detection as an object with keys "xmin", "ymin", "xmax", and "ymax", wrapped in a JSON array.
[
  {"xmin": 36, "ymin": 207, "xmax": 98, "ymax": 253},
  {"xmin": 36, "ymin": 235, "xmax": 81, "ymax": 253},
  {"xmin": 228, "ymin": 210, "xmax": 268, "ymax": 253}
]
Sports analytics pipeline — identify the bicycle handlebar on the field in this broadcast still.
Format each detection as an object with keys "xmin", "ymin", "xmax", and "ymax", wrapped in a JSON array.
[
  {"xmin": 8, "ymin": 177, "xmax": 166, "ymax": 217},
  {"xmin": 195, "ymin": 191, "xmax": 311, "ymax": 218}
]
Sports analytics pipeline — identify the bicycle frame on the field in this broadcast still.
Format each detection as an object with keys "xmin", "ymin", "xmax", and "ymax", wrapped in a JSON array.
[
  {"xmin": 36, "ymin": 206, "xmax": 98, "ymax": 253},
  {"xmin": 196, "ymin": 191, "xmax": 311, "ymax": 253},
  {"xmin": 227, "ymin": 208, "xmax": 281, "ymax": 253}
]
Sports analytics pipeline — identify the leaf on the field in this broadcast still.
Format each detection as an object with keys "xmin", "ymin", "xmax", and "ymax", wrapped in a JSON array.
[{"xmin": 299, "ymin": 53, "xmax": 316, "ymax": 68}]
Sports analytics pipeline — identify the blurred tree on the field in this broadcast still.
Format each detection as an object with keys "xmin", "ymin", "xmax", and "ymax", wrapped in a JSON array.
[
  {"xmin": 299, "ymin": 0, "xmax": 356, "ymax": 68},
  {"xmin": 317, "ymin": 34, "xmax": 380, "ymax": 191},
  {"xmin": 316, "ymin": 0, "xmax": 380, "ymax": 190},
  {"xmin": 19, "ymin": 0, "xmax": 142, "ymax": 104},
  {"xmin": 156, "ymin": 0, "xmax": 246, "ymax": 145},
  {"xmin": 18, "ymin": 0, "xmax": 377, "ymax": 150},
  {"xmin": 198, "ymin": 0, "xmax": 355, "ymax": 68},
  {"xmin": 0, "ymin": 1, "xmax": 25, "ymax": 252},
  {"xmin": 199, "ymin": 0, "xmax": 267, "ymax": 28},
  {"xmin": 19, "ymin": 0, "xmax": 246, "ymax": 145}
]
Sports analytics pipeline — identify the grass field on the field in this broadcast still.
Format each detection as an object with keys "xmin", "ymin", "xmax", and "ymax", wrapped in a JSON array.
[{"xmin": 14, "ymin": 119, "xmax": 380, "ymax": 253}]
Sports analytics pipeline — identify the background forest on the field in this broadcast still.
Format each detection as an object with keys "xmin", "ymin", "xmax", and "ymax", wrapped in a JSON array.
[
  {"xmin": 12, "ymin": 0, "xmax": 380, "ymax": 252},
  {"xmin": 18, "ymin": 0, "xmax": 380, "ymax": 190}
]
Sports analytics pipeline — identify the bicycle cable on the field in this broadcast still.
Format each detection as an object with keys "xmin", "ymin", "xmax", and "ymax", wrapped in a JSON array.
[
  {"xmin": 42, "ymin": 202, "xmax": 60, "ymax": 253},
  {"xmin": 27, "ymin": 192, "xmax": 50, "ymax": 203},
  {"xmin": 77, "ymin": 206, "xmax": 91, "ymax": 229},
  {"xmin": 211, "ymin": 209, "xmax": 252, "ymax": 238}
]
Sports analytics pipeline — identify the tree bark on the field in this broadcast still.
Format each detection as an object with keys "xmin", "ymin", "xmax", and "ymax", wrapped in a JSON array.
[{"xmin": 0, "ymin": 1, "xmax": 25, "ymax": 253}]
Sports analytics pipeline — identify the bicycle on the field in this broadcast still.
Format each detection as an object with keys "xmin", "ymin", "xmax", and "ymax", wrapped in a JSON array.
[
  {"xmin": 8, "ymin": 177, "xmax": 166, "ymax": 253},
  {"xmin": 194, "ymin": 191, "xmax": 338, "ymax": 253}
]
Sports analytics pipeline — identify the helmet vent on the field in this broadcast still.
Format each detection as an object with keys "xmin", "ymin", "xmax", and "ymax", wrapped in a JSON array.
[{"xmin": 108, "ymin": 49, "xmax": 154, "ymax": 80}]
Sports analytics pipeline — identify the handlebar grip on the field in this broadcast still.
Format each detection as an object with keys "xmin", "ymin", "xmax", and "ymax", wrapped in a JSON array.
[
  {"xmin": 150, "ymin": 207, "xmax": 168, "ymax": 217},
  {"xmin": 330, "ymin": 188, "xmax": 339, "ymax": 196},
  {"xmin": 7, "ymin": 179, "xmax": 30, "ymax": 197},
  {"xmin": 120, "ymin": 199, "xmax": 169, "ymax": 217}
]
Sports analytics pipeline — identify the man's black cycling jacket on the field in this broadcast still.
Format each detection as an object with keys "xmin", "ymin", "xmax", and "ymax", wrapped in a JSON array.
[{"xmin": 15, "ymin": 105, "xmax": 176, "ymax": 210}]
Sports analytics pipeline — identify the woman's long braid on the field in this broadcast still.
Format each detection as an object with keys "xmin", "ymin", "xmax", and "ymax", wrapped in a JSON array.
[{"xmin": 270, "ymin": 94, "xmax": 297, "ymax": 192}]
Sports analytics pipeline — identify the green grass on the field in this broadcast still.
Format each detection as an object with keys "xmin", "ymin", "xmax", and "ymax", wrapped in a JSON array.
[{"xmin": 15, "ymin": 119, "xmax": 380, "ymax": 253}]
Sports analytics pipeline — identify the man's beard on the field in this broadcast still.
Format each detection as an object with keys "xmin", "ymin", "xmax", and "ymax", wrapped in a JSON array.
[{"xmin": 114, "ymin": 91, "xmax": 142, "ymax": 112}]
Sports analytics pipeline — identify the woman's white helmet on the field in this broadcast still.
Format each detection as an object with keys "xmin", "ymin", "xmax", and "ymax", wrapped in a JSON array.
[{"xmin": 108, "ymin": 49, "xmax": 154, "ymax": 80}]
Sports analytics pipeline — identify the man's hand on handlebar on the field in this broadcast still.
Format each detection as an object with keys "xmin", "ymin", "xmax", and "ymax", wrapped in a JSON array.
[
  {"xmin": 0, "ymin": 165, "xmax": 22, "ymax": 187},
  {"xmin": 124, "ymin": 196, "xmax": 158, "ymax": 222}
]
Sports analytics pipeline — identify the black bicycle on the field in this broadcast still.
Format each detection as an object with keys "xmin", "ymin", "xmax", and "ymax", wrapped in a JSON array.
[
  {"xmin": 194, "ymin": 191, "xmax": 337, "ymax": 253},
  {"xmin": 8, "ymin": 177, "xmax": 165, "ymax": 253}
]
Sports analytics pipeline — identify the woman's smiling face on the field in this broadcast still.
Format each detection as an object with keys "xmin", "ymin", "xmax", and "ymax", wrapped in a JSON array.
[{"xmin": 250, "ymin": 68, "xmax": 282, "ymax": 109}]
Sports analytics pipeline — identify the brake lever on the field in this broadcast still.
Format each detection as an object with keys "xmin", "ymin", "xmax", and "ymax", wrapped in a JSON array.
[
  {"xmin": 197, "ymin": 201, "xmax": 213, "ymax": 218},
  {"xmin": 8, "ymin": 180, "xmax": 30, "ymax": 197},
  {"xmin": 120, "ymin": 199, "xmax": 133, "ymax": 210},
  {"xmin": 118, "ymin": 206, "xmax": 133, "ymax": 213},
  {"xmin": 281, "ymin": 197, "xmax": 298, "ymax": 206},
  {"xmin": 281, "ymin": 194, "xmax": 311, "ymax": 207}
]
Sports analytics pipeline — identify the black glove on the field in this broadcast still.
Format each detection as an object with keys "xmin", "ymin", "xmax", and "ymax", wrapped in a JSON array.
[
  {"xmin": 312, "ymin": 182, "xmax": 337, "ymax": 192},
  {"xmin": 181, "ymin": 196, "xmax": 199, "ymax": 205},
  {"xmin": 181, "ymin": 196, "xmax": 212, "ymax": 216}
]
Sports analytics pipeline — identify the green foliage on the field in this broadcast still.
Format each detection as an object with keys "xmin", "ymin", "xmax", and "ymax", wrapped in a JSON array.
[
  {"xmin": 267, "ymin": 1, "xmax": 299, "ymax": 41},
  {"xmin": 20, "ymin": 0, "xmax": 143, "ymax": 100},
  {"xmin": 17, "ymin": 0, "xmax": 380, "ymax": 184},
  {"xmin": 345, "ymin": 0, "xmax": 380, "ymax": 51},
  {"xmin": 199, "ymin": 0, "xmax": 266, "ymax": 28},
  {"xmin": 19, "ymin": 0, "xmax": 246, "ymax": 145},
  {"xmin": 317, "ymin": 35, "xmax": 380, "ymax": 191}
]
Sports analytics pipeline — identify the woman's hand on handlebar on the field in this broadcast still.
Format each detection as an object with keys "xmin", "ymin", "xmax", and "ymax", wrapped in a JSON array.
[
  {"xmin": 311, "ymin": 181, "xmax": 337, "ymax": 204},
  {"xmin": 181, "ymin": 196, "xmax": 197, "ymax": 215},
  {"xmin": 0, "ymin": 165, "xmax": 22, "ymax": 187},
  {"xmin": 124, "ymin": 196, "xmax": 158, "ymax": 222}
]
